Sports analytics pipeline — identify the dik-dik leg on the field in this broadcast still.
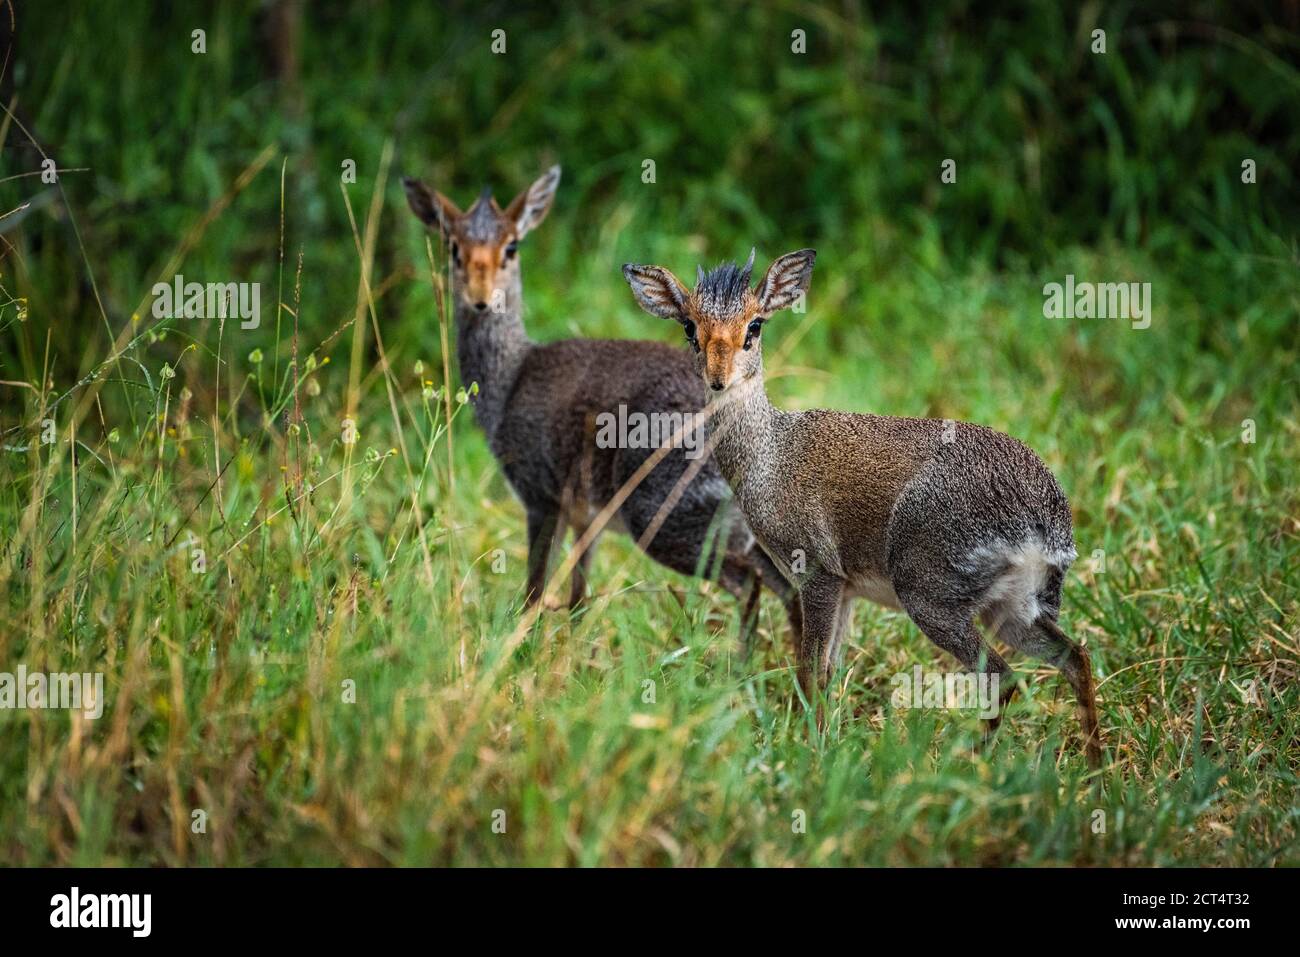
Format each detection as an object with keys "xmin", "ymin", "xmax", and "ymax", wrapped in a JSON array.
[
  {"xmin": 719, "ymin": 555, "xmax": 764, "ymax": 659},
  {"xmin": 752, "ymin": 548, "xmax": 801, "ymax": 660},
  {"xmin": 987, "ymin": 611, "xmax": 1102, "ymax": 768},
  {"xmin": 796, "ymin": 571, "xmax": 846, "ymax": 719},
  {"xmin": 896, "ymin": 580, "xmax": 1014, "ymax": 742},
  {"xmin": 566, "ymin": 526, "xmax": 599, "ymax": 609},
  {"xmin": 827, "ymin": 593, "xmax": 854, "ymax": 672},
  {"xmin": 524, "ymin": 508, "xmax": 560, "ymax": 608},
  {"xmin": 1044, "ymin": 620, "xmax": 1103, "ymax": 770}
]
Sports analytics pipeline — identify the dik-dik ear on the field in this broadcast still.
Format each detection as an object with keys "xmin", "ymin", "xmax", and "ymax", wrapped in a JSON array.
[
  {"xmin": 402, "ymin": 177, "xmax": 461, "ymax": 236},
  {"xmin": 621, "ymin": 264, "xmax": 691, "ymax": 323},
  {"xmin": 505, "ymin": 165, "xmax": 561, "ymax": 240},
  {"xmin": 754, "ymin": 248, "xmax": 816, "ymax": 318}
]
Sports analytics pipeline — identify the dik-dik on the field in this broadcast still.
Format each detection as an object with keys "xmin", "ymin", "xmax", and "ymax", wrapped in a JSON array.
[
  {"xmin": 402, "ymin": 167, "xmax": 793, "ymax": 637},
  {"xmin": 622, "ymin": 249, "xmax": 1102, "ymax": 766}
]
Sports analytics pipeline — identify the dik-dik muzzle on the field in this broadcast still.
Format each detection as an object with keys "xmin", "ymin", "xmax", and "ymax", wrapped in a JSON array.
[
  {"xmin": 622, "ymin": 248, "xmax": 816, "ymax": 391},
  {"xmin": 403, "ymin": 166, "xmax": 561, "ymax": 313}
]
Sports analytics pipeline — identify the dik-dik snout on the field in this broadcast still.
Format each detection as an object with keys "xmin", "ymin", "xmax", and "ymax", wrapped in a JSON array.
[
  {"xmin": 403, "ymin": 166, "xmax": 560, "ymax": 314},
  {"xmin": 704, "ymin": 334, "xmax": 745, "ymax": 391},
  {"xmin": 464, "ymin": 244, "xmax": 505, "ymax": 311},
  {"xmin": 622, "ymin": 248, "xmax": 816, "ymax": 392}
]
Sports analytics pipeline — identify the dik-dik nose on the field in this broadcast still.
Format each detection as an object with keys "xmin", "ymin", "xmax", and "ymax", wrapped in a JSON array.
[
  {"xmin": 705, "ymin": 342, "xmax": 733, "ymax": 391},
  {"xmin": 467, "ymin": 272, "xmax": 493, "ymax": 307},
  {"xmin": 466, "ymin": 251, "xmax": 497, "ymax": 310}
]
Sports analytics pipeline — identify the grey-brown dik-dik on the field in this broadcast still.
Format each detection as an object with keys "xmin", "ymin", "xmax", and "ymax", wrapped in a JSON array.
[
  {"xmin": 622, "ymin": 249, "xmax": 1102, "ymax": 766},
  {"xmin": 402, "ymin": 167, "xmax": 792, "ymax": 635}
]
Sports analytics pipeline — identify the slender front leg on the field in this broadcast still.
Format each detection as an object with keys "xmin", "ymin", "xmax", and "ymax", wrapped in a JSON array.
[
  {"xmin": 827, "ymin": 593, "xmax": 854, "ymax": 672},
  {"xmin": 719, "ymin": 555, "xmax": 763, "ymax": 659},
  {"xmin": 740, "ymin": 573, "xmax": 762, "ymax": 656},
  {"xmin": 796, "ymin": 571, "xmax": 846, "ymax": 718},
  {"xmin": 524, "ymin": 508, "xmax": 560, "ymax": 608},
  {"xmin": 567, "ymin": 527, "xmax": 597, "ymax": 609},
  {"xmin": 788, "ymin": 592, "xmax": 804, "ymax": 661},
  {"xmin": 752, "ymin": 548, "xmax": 801, "ymax": 660}
]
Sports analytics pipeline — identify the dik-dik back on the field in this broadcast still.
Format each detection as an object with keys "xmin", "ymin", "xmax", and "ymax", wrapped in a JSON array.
[
  {"xmin": 493, "ymin": 337, "xmax": 722, "ymax": 528},
  {"xmin": 740, "ymin": 410, "xmax": 1074, "ymax": 593}
]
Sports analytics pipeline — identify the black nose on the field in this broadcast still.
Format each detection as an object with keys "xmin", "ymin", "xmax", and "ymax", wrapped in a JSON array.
[
  {"xmin": 709, "ymin": 381, "xmax": 724, "ymax": 392},
  {"xmin": 474, "ymin": 301, "xmax": 488, "ymax": 312}
]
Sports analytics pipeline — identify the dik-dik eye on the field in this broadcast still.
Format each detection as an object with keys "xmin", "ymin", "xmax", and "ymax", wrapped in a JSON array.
[
  {"xmin": 449, "ymin": 242, "xmax": 461, "ymax": 266},
  {"xmin": 503, "ymin": 241, "xmax": 518, "ymax": 263},
  {"xmin": 743, "ymin": 319, "xmax": 762, "ymax": 350},
  {"xmin": 682, "ymin": 320, "xmax": 700, "ymax": 353}
]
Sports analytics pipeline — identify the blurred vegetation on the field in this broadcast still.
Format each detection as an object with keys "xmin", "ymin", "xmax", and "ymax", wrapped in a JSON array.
[
  {"xmin": 5, "ymin": 1, "xmax": 1298, "ymax": 376},
  {"xmin": 0, "ymin": 2, "xmax": 1296, "ymax": 865}
]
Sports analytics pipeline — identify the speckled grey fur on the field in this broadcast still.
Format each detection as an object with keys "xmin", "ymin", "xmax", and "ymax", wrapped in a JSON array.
[
  {"xmin": 623, "ymin": 250, "xmax": 1102, "ymax": 765},
  {"xmin": 403, "ymin": 169, "xmax": 793, "ymax": 646}
]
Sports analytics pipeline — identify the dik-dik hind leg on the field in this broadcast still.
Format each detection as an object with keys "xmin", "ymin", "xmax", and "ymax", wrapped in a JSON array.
[
  {"xmin": 897, "ymin": 588, "xmax": 1014, "ymax": 746},
  {"xmin": 900, "ymin": 594, "xmax": 1011, "ymax": 680},
  {"xmin": 523, "ymin": 508, "xmax": 560, "ymax": 608},
  {"xmin": 989, "ymin": 611, "xmax": 1102, "ymax": 768}
]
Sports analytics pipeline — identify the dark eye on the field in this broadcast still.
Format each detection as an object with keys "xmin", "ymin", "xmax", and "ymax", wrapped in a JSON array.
[
  {"xmin": 450, "ymin": 242, "xmax": 461, "ymax": 265},
  {"xmin": 743, "ymin": 319, "xmax": 762, "ymax": 350},
  {"xmin": 503, "ymin": 241, "xmax": 518, "ymax": 262},
  {"xmin": 683, "ymin": 320, "xmax": 700, "ymax": 353}
]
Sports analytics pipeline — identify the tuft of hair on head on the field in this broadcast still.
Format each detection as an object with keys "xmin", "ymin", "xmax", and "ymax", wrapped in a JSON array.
[
  {"xmin": 693, "ymin": 249, "xmax": 757, "ymax": 320},
  {"xmin": 460, "ymin": 185, "xmax": 503, "ymax": 241}
]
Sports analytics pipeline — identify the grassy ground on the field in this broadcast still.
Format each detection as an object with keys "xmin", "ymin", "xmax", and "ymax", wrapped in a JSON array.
[{"xmin": 0, "ymin": 3, "xmax": 1297, "ymax": 865}]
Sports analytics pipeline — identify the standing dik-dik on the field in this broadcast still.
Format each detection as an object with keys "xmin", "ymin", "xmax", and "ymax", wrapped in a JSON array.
[
  {"xmin": 622, "ymin": 249, "xmax": 1102, "ymax": 766},
  {"xmin": 402, "ymin": 167, "xmax": 792, "ymax": 636}
]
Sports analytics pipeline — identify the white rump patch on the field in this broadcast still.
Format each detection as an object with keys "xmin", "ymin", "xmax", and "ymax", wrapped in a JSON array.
[{"xmin": 965, "ymin": 540, "xmax": 1072, "ymax": 626}]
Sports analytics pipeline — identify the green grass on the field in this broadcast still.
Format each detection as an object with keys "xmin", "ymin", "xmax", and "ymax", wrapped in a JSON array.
[{"xmin": 0, "ymin": 2, "xmax": 1297, "ymax": 865}]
